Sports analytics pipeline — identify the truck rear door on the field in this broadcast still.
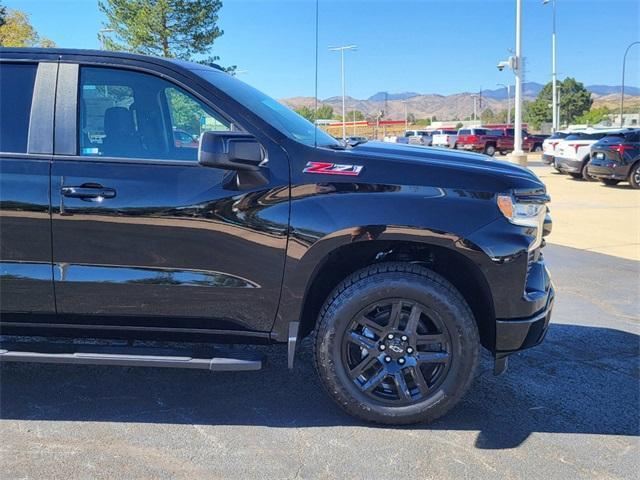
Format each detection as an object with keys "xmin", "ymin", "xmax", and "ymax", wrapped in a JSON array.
[{"xmin": 0, "ymin": 59, "xmax": 57, "ymax": 319}]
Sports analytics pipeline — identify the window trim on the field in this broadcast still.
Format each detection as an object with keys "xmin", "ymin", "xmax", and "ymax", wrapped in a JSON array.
[
  {"xmin": 54, "ymin": 60, "xmax": 246, "ymax": 165},
  {"xmin": 0, "ymin": 61, "xmax": 53, "ymax": 156}
]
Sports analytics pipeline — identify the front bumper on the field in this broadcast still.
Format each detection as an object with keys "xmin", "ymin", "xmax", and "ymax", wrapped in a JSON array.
[
  {"xmin": 541, "ymin": 153, "xmax": 554, "ymax": 164},
  {"xmin": 495, "ymin": 286, "xmax": 554, "ymax": 355},
  {"xmin": 555, "ymin": 156, "xmax": 582, "ymax": 173}
]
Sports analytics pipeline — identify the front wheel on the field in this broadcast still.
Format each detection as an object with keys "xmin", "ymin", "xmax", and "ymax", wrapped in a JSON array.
[
  {"xmin": 484, "ymin": 144, "xmax": 496, "ymax": 156},
  {"xmin": 629, "ymin": 163, "xmax": 640, "ymax": 189},
  {"xmin": 314, "ymin": 262, "xmax": 480, "ymax": 425},
  {"xmin": 532, "ymin": 144, "xmax": 543, "ymax": 153}
]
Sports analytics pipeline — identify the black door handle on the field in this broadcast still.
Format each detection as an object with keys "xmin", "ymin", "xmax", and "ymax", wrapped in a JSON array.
[{"xmin": 61, "ymin": 185, "xmax": 116, "ymax": 200}]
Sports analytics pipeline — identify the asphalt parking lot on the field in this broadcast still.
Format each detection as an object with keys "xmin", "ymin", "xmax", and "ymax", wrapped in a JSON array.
[{"xmin": 1, "ymin": 163, "xmax": 638, "ymax": 480}]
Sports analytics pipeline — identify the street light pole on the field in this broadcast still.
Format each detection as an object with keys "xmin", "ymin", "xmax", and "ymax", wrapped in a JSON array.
[
  {"xmin": 620, "ymin": 41, "xmax": 640, "ymax": 127},
  {"xmin": 513, "ymin": 0, "xmax": 525, "ymax": 164},
  {"xmin": 329, "ymin": 45, "xmax": 357, "ymax": 142},
  {"xmin": 471, "ymin": 94, "xmax": 478, "ymax": 124},
  {"xmin": 99, "ymin": 28, "xmax": 115, "ymax": 50},
  {"xmin": 402, "ymin": 100, "xmax": 408, "ymax": 129},
  {"xmin": 497, "ymin": 83, "xmax": 511, "ymax": 125},
  {"xmin": 543, "ymin": 0, "xmax": 558, "ymax": 132}
]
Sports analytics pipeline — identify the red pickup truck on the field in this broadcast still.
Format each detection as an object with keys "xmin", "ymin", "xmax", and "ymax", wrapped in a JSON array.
[
  {"xmin": 456, "ymin": 127, "xmax": 546, "ymax": 156},
  {"xmin": 456, "ymin": 127, "xmax": 501, "ymax": 156},
  {"xmin": 493, "ymin": 128, "xmax": 546, "ymax": 154}
]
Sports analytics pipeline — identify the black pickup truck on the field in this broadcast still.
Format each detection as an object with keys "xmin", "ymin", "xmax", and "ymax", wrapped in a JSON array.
[{"xmin": 0, "ymin": 48, "xmax": 554, "ymax": 425}]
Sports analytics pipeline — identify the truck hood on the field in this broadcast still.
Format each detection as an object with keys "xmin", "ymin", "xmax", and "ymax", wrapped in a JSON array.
[{"xmin": 347, "ymin": 141, "xmax": 545, "ymax": 192}]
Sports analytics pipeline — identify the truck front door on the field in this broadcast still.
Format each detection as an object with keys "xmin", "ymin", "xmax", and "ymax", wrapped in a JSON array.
[{"xmin": 50, "ymin": 61, "xmax": 290, "ymax": 335}]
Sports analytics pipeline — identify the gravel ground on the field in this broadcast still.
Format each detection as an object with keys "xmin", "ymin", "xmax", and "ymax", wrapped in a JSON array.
[{"xmin": 1, "ymin": 243, "xmax": 638, "ymax": 480}]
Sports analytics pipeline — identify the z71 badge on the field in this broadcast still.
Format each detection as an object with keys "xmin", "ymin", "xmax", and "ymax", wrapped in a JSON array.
[{"xmin": 303, "ymin": 162, "xmax": 364, "ymax": 176}]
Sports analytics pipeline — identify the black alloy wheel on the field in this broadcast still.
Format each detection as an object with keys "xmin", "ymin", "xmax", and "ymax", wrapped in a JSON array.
[{"xmin": 341, "ymin": 299, "xmax": 452, "ymax": 406}]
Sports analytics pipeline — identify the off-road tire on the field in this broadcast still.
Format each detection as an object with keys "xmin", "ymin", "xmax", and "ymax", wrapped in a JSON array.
[{"xmin": 313, "ymin": 262, "xmax": 480, "ymax": 425}]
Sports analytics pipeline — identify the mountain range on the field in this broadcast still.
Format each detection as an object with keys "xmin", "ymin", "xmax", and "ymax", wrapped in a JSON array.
[{"xmin": 280, "ymin": 83, "xmax": 640, "ymax": 121}]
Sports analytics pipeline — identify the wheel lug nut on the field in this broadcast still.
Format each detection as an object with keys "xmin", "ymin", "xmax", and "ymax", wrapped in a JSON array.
[
  {"xmin": 379, "ymin": 344, "xmax": 386, "ymax": 351},
  {"xmin": 401, "ymin": 335, "xmax": 408, "ymax": 341},
  {"xmin": 387, "ymin": 334, "xmax": 394, "ymax": 340},
  {"xmin": 398, "ymin": 358, "xmax": 406, "ymax": 365},
  {"xmin": 406, "ymin": 347, "xmax": 414, "ymax": 354},
  {"xmin": 385, "ymin": 356, "xmax": 392, "ymax": 363}
]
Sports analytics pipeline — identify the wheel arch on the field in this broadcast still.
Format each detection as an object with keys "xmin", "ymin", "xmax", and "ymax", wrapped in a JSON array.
[{"xmin": 292, "ymin": 236, "xmax": 496, "ymax": 351}]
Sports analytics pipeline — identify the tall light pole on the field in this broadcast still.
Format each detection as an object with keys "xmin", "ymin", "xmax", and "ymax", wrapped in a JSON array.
[
  {"xmin": 329, "ymin": 45, "xmax": 357, "ymax": 142},
  {"xmin": 471, "ymin": 94, "xmax": 479, "ymax": 124},
  {"xmin": 620, "ymin": 41, "xmax": 640, "ymax": 127},
  {"xmin": 402, "ymin": 100, "xmax": 408, "ymax": 129},
  {"xmin": 99, "ymin": 28, "xmax": 114, "ymax": 50},
  {"xmin": 543, "ymin": 0, "xmax": 558, "ymax": 132},
  {"xmin": 513, "ymin": 0, "xmax": 525, "ymax": 165},
  {"xmin": 497, "ymin": 83, "xmax": 511, "ymax": 125}
]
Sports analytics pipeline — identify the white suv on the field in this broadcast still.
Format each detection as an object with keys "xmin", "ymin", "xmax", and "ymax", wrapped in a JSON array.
[
  {"xmin": 555, "ymin": 128, "xmax": 625, "ymax": 180},
  {"xmin": 542, "ymin": 131, "xmax": 573, "ymax": 165}
]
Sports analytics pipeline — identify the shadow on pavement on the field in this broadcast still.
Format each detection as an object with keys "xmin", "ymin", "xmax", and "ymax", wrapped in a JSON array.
[{"xmin": 1, "ymin": 323, "xmax": 638, "ymax": 450}]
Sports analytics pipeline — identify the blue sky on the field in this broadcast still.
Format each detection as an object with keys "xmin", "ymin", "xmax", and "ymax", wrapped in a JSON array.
[{"xmin": 10, "ymin": 0, "xmax": 640, "ymax": 99}]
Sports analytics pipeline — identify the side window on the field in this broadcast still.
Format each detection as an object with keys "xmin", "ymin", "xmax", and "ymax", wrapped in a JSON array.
[
  {"xmin": 165, "ymin": 87, "xmax": 230, "ymax": 154},
  {"xmin": 0, "ymin": 63, "xmax": 38, "ymax": 153},
  {"xmin": 79, "ymin": 67, "xmax": 231, "ymax": 161}
]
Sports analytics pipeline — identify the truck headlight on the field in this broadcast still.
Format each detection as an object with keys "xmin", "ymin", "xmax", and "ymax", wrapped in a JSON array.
[{"xmin": 497, "ymin": 195, "xmax": 545, "ymax": 228}]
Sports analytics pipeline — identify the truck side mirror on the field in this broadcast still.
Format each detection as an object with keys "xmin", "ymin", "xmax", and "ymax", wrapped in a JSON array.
[{"xmin": 198, "ymin": 131, "xmax": 264, "ymax": 171}]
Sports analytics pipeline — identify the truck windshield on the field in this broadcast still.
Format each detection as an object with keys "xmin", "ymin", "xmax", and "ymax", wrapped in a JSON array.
[{"xmin": 193, "ymin": 68, "xmax": 341, "ymax": 148}]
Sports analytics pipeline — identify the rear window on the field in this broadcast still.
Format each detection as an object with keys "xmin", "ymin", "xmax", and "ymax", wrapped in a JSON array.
[
  {"xmin": 474, "ymin": 128, "xmax": 488, "ymax": 135},
  {"xmin": 599, "ymin": 132, "xmax": 639, "ymax": 144},
  {"xmin": 0, "ymin": 63, "xmax": 38, "ymax": 153},
  {"xmin": 458, "ymin": 129, "xmax": 471, "ymax": 135},
  {"xmin": 443, "ymin": 130, "xmax": 457, "ymax": 134},
  {"xmin": 549, "ymin": 132, "xmax": 569, "ymax": 139}
]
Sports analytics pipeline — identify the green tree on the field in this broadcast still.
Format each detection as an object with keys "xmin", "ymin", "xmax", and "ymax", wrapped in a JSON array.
[
  {"xmin": 407, "ymin": 112, "xmax": 416, "ymax": 124},
  {"xmin": 294, "ymin": 106, "xmax": 316, "ymax": 122},
  {"xmin": 98, "ymin": 0, "xmax": 230, "ymax": 68},
  {"xmin": 316, "ymin": 105, "xmax": 334, "ymax": 120},
  {"xmin": 525, "ymin": 78, "xmax": 592, "ymax": 129},
  {"xmin": 574, "ymin": 107, "xmax": 611, "ymax": 125},
  {"xmin": 455, "ymin": 122, "xmax": 464, "ymax": 129},
  {"xmin": 0, "ymin": 8, "xmax": 55, "ymax": 47},
  {"xmin": 346, "ymin": 110, "xmax": 365, "ymax": 121}
]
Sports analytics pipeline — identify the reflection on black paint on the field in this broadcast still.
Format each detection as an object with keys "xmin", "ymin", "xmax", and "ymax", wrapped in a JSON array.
[{"xmin": 54, "ymin": 264, "xmax": 259, "ymax": 289}]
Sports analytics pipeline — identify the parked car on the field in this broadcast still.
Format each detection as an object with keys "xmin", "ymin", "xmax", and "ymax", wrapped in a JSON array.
[
  {"xmin": 403, "ymin": 129, "xmax": 433, "ymax": 146},
  {"xmin": 542, "ymin": 131, "xmax": 572, "ymax": 165},
  {"xmin": 490, "ymin": 128, "xmax": 546, "ymax": 155},
  {"xmin": 456, "ymin": 127, "xmax": 500, "ymax": 156},
  {"xmin": 431, "ymin": 129, "xmax": 459, "ymax": 148},
  {"xmin": 173, "ymin": 128, "xmax": 199, "ymax": 148},
  {"xmin": 0, "ymin": 48, "xmax": 554, "ymax": 425},
  {"xmin": 555, "ymin": 129, "xmax": 625, "ymax": 180},
  {"xmin": 587, "ymin": 129, "xmax": 640, "ymax": 189}
]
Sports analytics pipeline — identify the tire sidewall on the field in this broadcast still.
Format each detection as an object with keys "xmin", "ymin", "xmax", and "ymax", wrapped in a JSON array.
[
  {"xmin": 315, "ymin": 270, "xmax": 478, "ymax": 423},
  {"xmin": 630, "ymin": 163, "xmax": 640, "ymax": 189}
]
